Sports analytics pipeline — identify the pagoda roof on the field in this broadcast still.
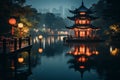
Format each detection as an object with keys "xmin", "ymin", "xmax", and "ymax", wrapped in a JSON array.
[
  {"xmin": 67, "ymin": 15, "xmax": 98, "ymax": 21},
  {"xmin": 78, "ymin": 2, "xmax": 88, "ymax": 12},
  {"xmin": 66, "ymin": 24, "xmax": 100, "ymax": 30},
  {"xmin": 69, "ymin": 0, "xmax": 89, "ymax": 14}
]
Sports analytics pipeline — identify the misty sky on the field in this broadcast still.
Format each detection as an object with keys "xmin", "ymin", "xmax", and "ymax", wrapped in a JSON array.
[{"xmin": 26, "ymin": 0, "xmax": 99, "ymax": 10}]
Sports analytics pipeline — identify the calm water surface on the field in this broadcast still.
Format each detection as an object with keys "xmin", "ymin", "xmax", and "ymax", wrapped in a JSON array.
[
  {"xmin": 28, "ymin": 36, "xmax": 120, "ymax": 80},
  {"xmin": 0, "ymin": 36, "xmax": 120, "ymax": 80}
]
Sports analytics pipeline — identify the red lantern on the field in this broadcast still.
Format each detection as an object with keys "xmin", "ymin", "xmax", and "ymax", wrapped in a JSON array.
[{"xmin": 9, "ymin": 18, "xmax": 16, "ymax": 25}]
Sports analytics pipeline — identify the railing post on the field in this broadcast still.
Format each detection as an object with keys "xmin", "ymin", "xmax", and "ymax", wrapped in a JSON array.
[
  {"xmin": 28, "ymin": 37, "xmax": 31, "ymax": 46},
  {"xmin": 3, "ymin": 39, "xmax": 6, "ymax": 53},
  {"xmin": 14, "ymin": 38, "xmax": 17, "ymax": 51},
  {"xmin": 19, "ymin": 38, "xmax": 22, "ymax": 49}
]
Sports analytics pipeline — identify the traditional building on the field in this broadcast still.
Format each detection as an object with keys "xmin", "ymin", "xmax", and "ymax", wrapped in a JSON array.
[{"xmin": 65, "ymin": 0, "xmax": 101, "ymax": 42}]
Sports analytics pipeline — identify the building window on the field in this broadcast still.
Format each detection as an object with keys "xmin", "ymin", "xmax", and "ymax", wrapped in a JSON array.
[
  {"xmin": 80, "ymin": 31, "xmax": 85, "ymax": 37},
  {"xmin": 80, "ymin": 12, "xmax": 86, "ymax": 15}
]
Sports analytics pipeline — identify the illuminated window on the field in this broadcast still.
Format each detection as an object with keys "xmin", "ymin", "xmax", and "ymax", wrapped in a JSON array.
[
  {"xmin": 80, "ymin": 12, "xmax": 86, "ymax": 15},
  {"xmin": 80, "ymin": 31, "xmax": 85, "ymax": 37},
  {"xmin": 74, "ymin": 31, "xmax": 78, "ymax": 37},
  {"xmin": 87, "ymin": 20, "xmax": 90, "ymax": 24},
  {"xmin": 79, "ymin": 20, "xmax": 86, "ymax": 24},
  {"xmin": 75, "ymin": 19, "xmax": 79, "ymax": 24}
]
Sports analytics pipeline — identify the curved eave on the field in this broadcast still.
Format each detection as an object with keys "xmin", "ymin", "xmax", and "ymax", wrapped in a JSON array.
[
  {"xmin": 69, "ymin": 9, "xmax": 77, "ymax": 14},
  {"xmin": 67, "ymin": 16, "xmax": 76, "ymax": 20},
  {"xmin": 65, "ymin": 26, "xmax": 74, "ymax": 29}
]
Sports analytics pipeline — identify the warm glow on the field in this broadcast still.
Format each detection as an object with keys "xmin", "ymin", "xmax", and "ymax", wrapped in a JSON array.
[
  {"xmin": 82, "ymin": 20, "xmax": 86, "ymax": 24},
  {"xmin": 78, "ymin": 56, "xmax": 87, "ymax": 62},
  {"xmin": 79, "ymin": 20, "xmax": 86, "ymax": 24},
  {"xmin": 80, "ymin": 12, "xmax": 86, "ymax": 15},
  {"xmin": 74, "ymin": 31, "xmax": 78, "ymax": 37},
  {"xmin": 38, "ymin": 48, "xmax": 43, "ymax": 53},
  {"xmin": 110, "ymin": 46, "xmax": 119, "ymax": 56},
  {"xmin": 9, "ymin": 18, "xmax": 16, "ymax": 25},
  {"xmin": 86, "ymin": 47, "xmax": 91, "ymax": 56},
  {"xmin": 38, "ymin": 35, "xmax": 43, "ymax": 40},
  {"xmin": 87, "ymin": 20, "xmax": 90, "ymax": 24},
  {"xmin": 75, "ymin": 19, "xmax": 79, "ymax": 24},
  {"xmin": 80, "ymin": 31, "xmax": 85, "ymax": 37},
  {"xmin": 79, "ymin": 20, "xmax": 82, "ymax": 24},
  {"xmin": 18, "ymin": 23, "xmax": 23, "ymax": 29},
  {"xmin": 74, "ymin": 51, "xmax": 78, "ymax": 55},
  {"xmin": 95, "ymin": 51, "xmax": 99, "ymax": 55},
  {"xmin": 80, "ymin": 66, "xmax": 85, "ymax": 69},
  {"xmin": 86, "ymin": 30, "xmax": 90, "ymax": 36},
  {"xmin": 24, "ymin": 28, "xmax": 29, "ymax": 33},
  {"xmin": 80, "ymin": 45, "xmax": 85, "ymax": 54},
  {"xmin": 18, "ymin": 57, "xmax": 24, "ymax": 63}
]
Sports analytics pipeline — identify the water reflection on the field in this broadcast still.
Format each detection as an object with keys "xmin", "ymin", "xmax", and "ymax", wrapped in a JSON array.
[
  {"xmin": 0, "ymin": 49, "xmax": 32, "ymax": 80},
  {"xmin": 66, "ymin": 42, "xmax": 120, "ymax": 80},
  {"xmin": 1, "ymin": 36, "xmax": 120, "ymax": 80},
  {"xmin": 66, "ymin": 43, "xmax": 100, "ymax": 78}
]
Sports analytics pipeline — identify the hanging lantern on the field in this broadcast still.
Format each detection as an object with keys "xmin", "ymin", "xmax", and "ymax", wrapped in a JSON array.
[{"xmin": 9, "ymin": 18, "xmax": 16, "ymax": 25}]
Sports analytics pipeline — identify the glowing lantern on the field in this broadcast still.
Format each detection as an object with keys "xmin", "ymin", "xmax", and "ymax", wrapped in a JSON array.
[
  {"xmin": 38, "ymin": 35, "xmax": 43, "ymax": 40},
  {"xmin": 38, "ymin": 48, "xmax": 43, "ymax": 53},
  {"xmin": 18, "ymin": 57, "xmax": 24, "ymax": 63},
  {"xmin": 9, "ymin": 18, "xmax": 16, "ymax": 25},
  {"xmin": 80, "ymin": 66, "xmax": 85, "ymax": 69},
  {"xmin": 18, "ymin": 23, "xmax": 23, "ymax": 29}
]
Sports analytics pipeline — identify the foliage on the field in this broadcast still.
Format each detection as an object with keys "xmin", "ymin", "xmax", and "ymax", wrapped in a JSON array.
[{"xmin": 0, "ymin": 0, "xmax": 39, "ymax": 38}]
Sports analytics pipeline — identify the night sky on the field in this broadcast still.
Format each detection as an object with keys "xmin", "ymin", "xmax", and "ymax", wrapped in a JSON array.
[{"xmin": 26, "ymin": 0, "xmax": 99, "ymax": 10}]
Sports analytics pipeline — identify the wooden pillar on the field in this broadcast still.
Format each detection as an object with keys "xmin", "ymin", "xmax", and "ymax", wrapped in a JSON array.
[
  {"xmin": 14, "ymin": 38, "xmax": 17, "ymax": 51},
  {"xmin": 78, "ymin": 30, "xmax": 80, "ymax": 38},
  {"xmin": 3, "ymin": 39, "xmax": 6, "ymax": 53},
  {"xmin": 19, "ymin": 38, "xmax": 22, "ymax": 49},
  {"xmin": 28, "ymin": 37, "xmax": 31, "ymax": 45}
]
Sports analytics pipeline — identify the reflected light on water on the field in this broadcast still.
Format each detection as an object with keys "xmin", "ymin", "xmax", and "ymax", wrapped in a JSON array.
[
  {"xmin": 80, "ymin": 66, "xmax": 85, "ymax": 69},
  {"xmin": 38, "ymin": 48, "xmax": 43, "ymax": 53},
  {"xmin": 33, "ymin": 36, "xmax": 39, "ymax": 44},
  {"xmin": 78, "ymin": 56, "xmax": 87, "ymax": 62},
  {"xmin": 110, "ymin": 46, "xmax": 119, "ymax": 56}
]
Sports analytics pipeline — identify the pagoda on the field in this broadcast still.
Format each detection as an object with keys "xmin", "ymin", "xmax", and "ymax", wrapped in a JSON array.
[{"xmin": 65, "ymin": 0, "xmax": 102, "ymax": 42}]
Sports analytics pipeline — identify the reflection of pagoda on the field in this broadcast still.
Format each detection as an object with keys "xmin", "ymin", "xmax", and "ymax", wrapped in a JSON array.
[
  {"xmin": 67, "ymin": 43, "xmax": 99, "ymax": 78},
  {"xmin": 65, "ymin": 0, "xmax": 102, "ymax": 42}
]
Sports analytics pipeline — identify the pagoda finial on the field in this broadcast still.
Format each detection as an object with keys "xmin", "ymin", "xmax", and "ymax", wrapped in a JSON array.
[{"xmin": 82, "ymin": 0, "xmax": 84, "ymax": 6}]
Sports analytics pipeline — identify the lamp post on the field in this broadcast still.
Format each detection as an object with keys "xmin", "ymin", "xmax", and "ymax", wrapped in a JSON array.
[{"xmin": 18, "ymin": 23, "xmax": 23, "ymax": 38}]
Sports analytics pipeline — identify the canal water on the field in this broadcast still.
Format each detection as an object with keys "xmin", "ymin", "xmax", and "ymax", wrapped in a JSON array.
[{"xmin": 0, "ymin": 36, "xmax": 120, "ymax": 80}]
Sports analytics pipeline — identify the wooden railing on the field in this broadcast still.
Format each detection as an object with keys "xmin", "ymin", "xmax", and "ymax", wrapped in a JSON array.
[{"xmin": 0, "ymin": 37, "xmax": 32, "ymax": 53}]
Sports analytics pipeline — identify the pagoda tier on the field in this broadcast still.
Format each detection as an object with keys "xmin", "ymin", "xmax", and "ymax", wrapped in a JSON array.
[
  {"xmin": 67, "ymin": 15, "xmax": 98, "ymax": 21},
  {"xmin": 66, "ymin": 24, "xmax": 100, "ymax": 30},
  {"xmin": 64, "ymin": 0, "xmax": 102, "ymax": 42}
]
